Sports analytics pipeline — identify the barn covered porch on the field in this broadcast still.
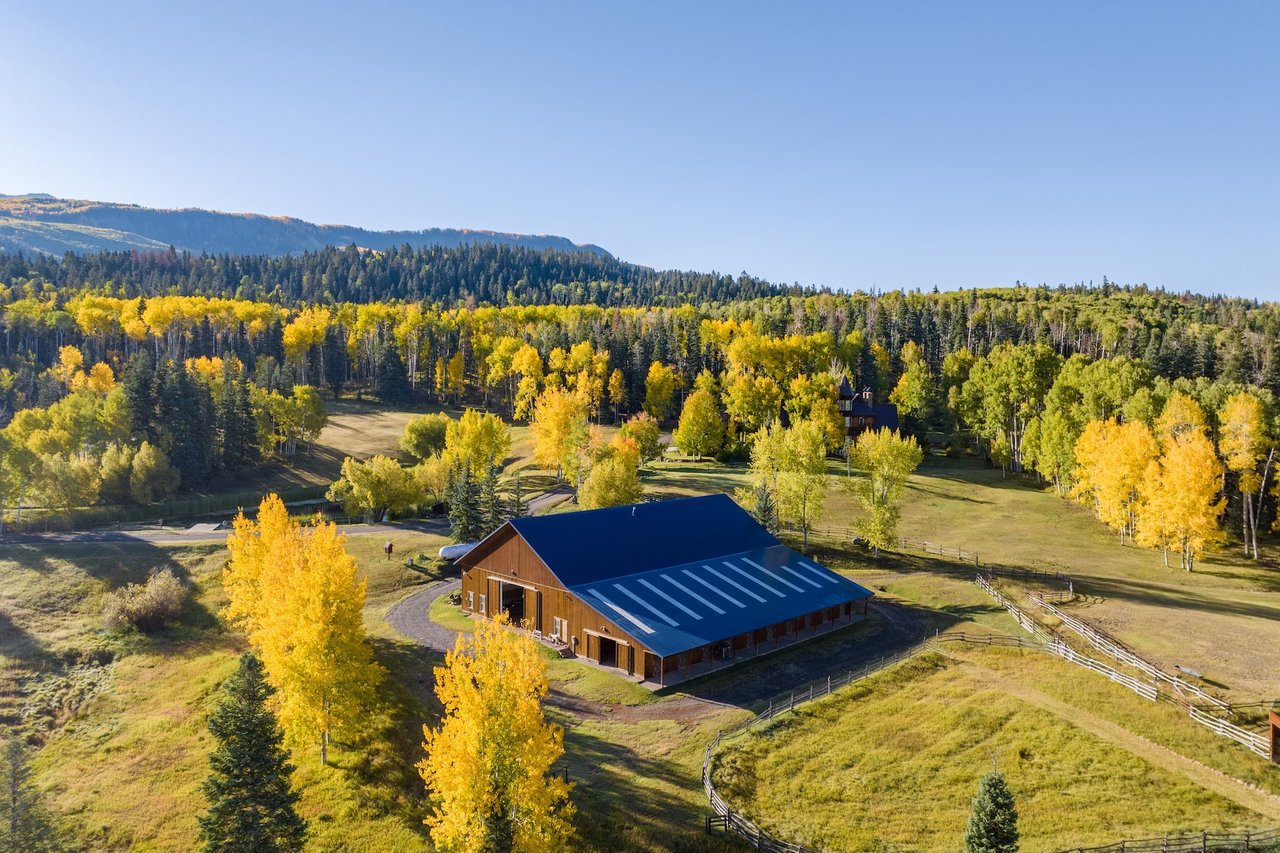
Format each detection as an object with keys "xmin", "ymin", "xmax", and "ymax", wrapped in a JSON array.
[{"xmin": 640, "ymin": 599, "xmax": 868, "ymax": 689}]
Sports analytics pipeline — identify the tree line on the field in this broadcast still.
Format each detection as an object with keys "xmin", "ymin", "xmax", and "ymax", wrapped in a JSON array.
[
  {"xmin": 946, "ymin": 342, "xmax": 1278, "ymax": 567},
  {"xmin": 0, "ymin": 341, "xmax": 325, "ymax": 523}
]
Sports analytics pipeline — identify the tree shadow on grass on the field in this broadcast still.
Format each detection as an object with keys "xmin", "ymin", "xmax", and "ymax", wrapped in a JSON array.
[
  {"xmin": 561, "ymin": 725, "xmax": 742, "ymax": 853},
  {"xmin": 902, "ymin": 479, "xmax": 994, "ymax": 504},
  {"xmin": 0, "ymin": 607, "xmax": 56, "ymax": 672},
  {"xmin": 2, "ymin": 544, "xmax": 58, "ymax": 574},
  {"xmin": 1192, "ymin": 563, "xmax": 1280, "ymax": 594},
  {"xmin": 56, "ymin": 540, "xmax": 198, "ymax": 589},
  {"xmin": 1077, "ymin": 574, "xmax": 1280, "ymax": 623},
  {"xmin": 320, "ymin": 635, "xmax": 443, "ymax": 842}
]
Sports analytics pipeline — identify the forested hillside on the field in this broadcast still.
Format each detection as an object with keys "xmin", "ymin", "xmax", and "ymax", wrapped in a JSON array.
[
  {"xmin": 0, "ymin": 194, "xmax": 610, "ymax": 258},
  {"xmin": 1, "ymin": 244, "xmax": 1278, "ymax": 552},
  {"xmin": 0, "ymin": 245, "xmax": 786, "ymax": 306}
]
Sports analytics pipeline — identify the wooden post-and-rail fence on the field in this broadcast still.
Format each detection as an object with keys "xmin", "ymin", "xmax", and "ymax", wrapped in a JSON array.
[
  {"xmin": 1056, "ymin": 827, "xmax": 1280, "ymax": 852},
  {"xmin": 703, "ymin": 631, "xmax": 1278, "ymax": 852}
]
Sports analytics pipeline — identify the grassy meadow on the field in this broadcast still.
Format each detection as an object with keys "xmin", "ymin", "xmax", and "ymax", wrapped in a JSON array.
[{"xmin": 712, "ymin": 653, "xmax": 1277, "ymax": 853}]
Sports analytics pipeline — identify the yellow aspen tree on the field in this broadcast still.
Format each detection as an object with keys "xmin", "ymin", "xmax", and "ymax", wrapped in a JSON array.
[
  {"xmin": 444, "ymin": 409, "xmax": 512, "ymax": 478},
  {"xmin": 1071, "ymin": 419, "xmax": 1115, "ymax": 512},
  {"xmin": 446, "ymin": 351, "xmax": 466, "ymax": 401},
  {"xmin": 54, "ymin": 345, "xmax": 85, "ymax": 390},
  {"xmin": 607, "ymin": 368, "xmax": 627, "ymax": 421},
  {"xmin": 434, "ymin": 356, "xmax": 448, "ymax": 400},
  {"xmin": 1141, "ymin": 432, "xmax": 1225, "ymax": 571},
  {"xmin": 1073, "ymin": 419, "xmax": 1156, "ymax": 541},
  {"xmin": 643, "ymin": 361, "xmax": 680, "ymax": 421},
  {"xmin": 418, "ymin": 614, "xmax": 574, "ymax": 853},
  {"xmin": 511, "ymin": 345, "xmax": 543, "ymax": 421},
  {"xmin": 224, "ymin": 495, "xmax": 383, "ymax": 765},
  {"xmin": 1135, "ymin": 458, "xmax": 1176, "ymax": 566},
  {"xmin": 1217, "ymin": 391, "xmax": 1273, "ymax": 559},
  {"xmin": 846, "ymin": 427, "xmax": 923, "ymax": 556},
  {"xmin": 1100, "ymin": 421, "xmax": 1158, "ymax": 542},
  {"xmin": 529, "ymin": 388, "xmax": 587, "ymax": 482},
  {"xmin": 1155, "ymin": 391, "xmax": 1207, "ymax": 444}
]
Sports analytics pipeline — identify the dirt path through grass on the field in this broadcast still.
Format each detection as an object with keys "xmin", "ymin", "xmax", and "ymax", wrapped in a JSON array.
[{"xmin": 958, "ymin": 655, "xmax": 1280, "ymax": 822}]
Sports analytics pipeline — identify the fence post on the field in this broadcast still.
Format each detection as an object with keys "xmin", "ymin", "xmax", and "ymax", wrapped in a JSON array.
[{"xmin": 827, "ymin": 674, "xmax": 831, "ymax": 694}]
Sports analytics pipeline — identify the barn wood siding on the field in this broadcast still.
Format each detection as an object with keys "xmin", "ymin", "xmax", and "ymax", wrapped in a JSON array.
[{"xmin": 460, "ymin": 531, "xmax": 646, "ymax": 676}]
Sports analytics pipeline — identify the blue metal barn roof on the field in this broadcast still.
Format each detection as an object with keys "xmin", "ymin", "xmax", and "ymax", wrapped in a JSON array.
[
  {"xmin": 507, "ymin": 494, "xmax": 778, "ymax": 587},
  {"xmin": 503, "ymin": 494, "xmax": 873, "ymax": 657}
]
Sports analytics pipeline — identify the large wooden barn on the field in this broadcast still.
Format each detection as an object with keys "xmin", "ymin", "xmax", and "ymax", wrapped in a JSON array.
[{"xmin": 455, "ymin": 494, "xmax": 873, "ymax": 686}]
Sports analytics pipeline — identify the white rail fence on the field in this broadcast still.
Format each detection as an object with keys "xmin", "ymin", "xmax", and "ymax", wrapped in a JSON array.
[
  {"xmin": 1043, "ymin": 637, "xmax": 1160, "ymax": 702},
  {"xmin": 1030, "ymin": 593, "xmax": 1230, "ymax": 712},
  {"xmin": 978, "ymin": 572, "xmax": 1161, "ymax": 702},
  {"xmin": 1188, "ymin": 707, "xmax": 1271, "ymax": 759},
  {"xmin": 976, "ymin": 574, "xmax": 1059, "ymax": 643},
  {"xmin": 977, "ymin": 575, "xmax": 1270, "ymax": 757}
]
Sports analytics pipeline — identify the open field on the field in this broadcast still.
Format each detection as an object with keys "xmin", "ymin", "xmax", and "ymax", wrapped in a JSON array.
[
  {"xmin": 181, "ymin": 399, "xmax": 447, "ymax": 501},
  {"xmin": 811, "ymin": 457, "xmax": 1280, "ymax": 699},
  {"xmin": 5, "ymin": 439, "xmax": 1280, "ymax": 850},
  {"xmin": 712, "ymin": 652, "xmax": 1278, "ymax": 853}
]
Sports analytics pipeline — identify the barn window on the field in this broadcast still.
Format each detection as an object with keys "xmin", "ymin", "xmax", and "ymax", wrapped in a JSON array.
[
  {"xmin": 553, "ymin": 617, "xmax": 567, "ymax": 640},
  {"xmin": 479, "ymin": 594, "xmax": 487, "ymax": 614},
  {"xmin": 466, "ymin": 591, "xmax": 474, "ymax": 610}
]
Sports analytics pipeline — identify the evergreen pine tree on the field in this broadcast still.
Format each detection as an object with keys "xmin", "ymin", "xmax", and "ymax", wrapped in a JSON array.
[
  {"xmin": 964, "ymin": 771, "xmax": 1019, "ymax": 853},
  {"xmin": 1261, "ymin": 341, "xmax": 1280, "ymax": 398},
  {"xmin": 121, "ymin": 349, "xmax": 158, "ymax": 442},
  {"xmin": 753, "ymin": 481, "xmax": 780, "ymax": 534},
  {"xmin": 322, "ymin": 326, "xmax": 347, "ymax": 400},
  {"xmin": 1195, "ymin": 332, "xmax": 1218, "ymax": 380},
  {"xmin": 218, "ymin": 374, "xmax": 260, "ymax": 470},
  {"xmin": 161, "ymin": 362, "xmax": 218, "ymax": 486},
  {"xmin": 0, "ymin": 739, "xmax": 61, "ymax": 853},
  {"xmin": 508, "ymin": 471, "xmax": 528, "ymax": 519},
  {"xmin": 447, "ymin": 463, "xmax": 483, "ymax": 543},
  {"xmin": 478, "ymin": 466, "xmax": 502, "ymax": 537},
  {"xmin": 198, "ymin": 653, "xmax": 306, "ymax": 853},
  {"xmin": 373, "ymin": 345, "xmax": 412, "ymax": 404}
]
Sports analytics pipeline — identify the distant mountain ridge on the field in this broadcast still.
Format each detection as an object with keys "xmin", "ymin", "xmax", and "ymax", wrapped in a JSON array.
[{"xmin": 0, "ymin": 194, "xmax": 612, "ymax": 259}]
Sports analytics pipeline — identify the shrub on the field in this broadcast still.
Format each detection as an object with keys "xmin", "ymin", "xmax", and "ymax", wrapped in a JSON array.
[{"xmin": 102, "ymin": 569, "xmax": 189, "ymax": 633}]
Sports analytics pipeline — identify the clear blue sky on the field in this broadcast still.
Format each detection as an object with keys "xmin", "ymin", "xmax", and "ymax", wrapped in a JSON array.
[{"xmin": 5, "ymin": 1, "xmax": 1278, "ymax": 300}]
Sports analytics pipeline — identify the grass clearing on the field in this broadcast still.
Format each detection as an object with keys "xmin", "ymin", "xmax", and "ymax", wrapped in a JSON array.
[
  {"xmin": 817, "ymin": 457, "xmax": 1280, "ymax": 698},
  {"xmin": 713, "ymin": 652, "xmax": 1276, "ymax": 853}
]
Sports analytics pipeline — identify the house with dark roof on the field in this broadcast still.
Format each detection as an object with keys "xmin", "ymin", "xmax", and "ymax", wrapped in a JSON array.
[
  {"xmin": 455, "ymin": 494, "xmax": 873, "ymax": 686},
  {"xmin": 838, "ymin": 375, "xmax": 899, "ymax": 437}
]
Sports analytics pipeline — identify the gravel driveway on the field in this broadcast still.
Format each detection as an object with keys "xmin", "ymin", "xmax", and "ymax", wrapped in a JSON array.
[{"xmin": 386, "ymin": 578, "xmax": 462, "ymax": 653}]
